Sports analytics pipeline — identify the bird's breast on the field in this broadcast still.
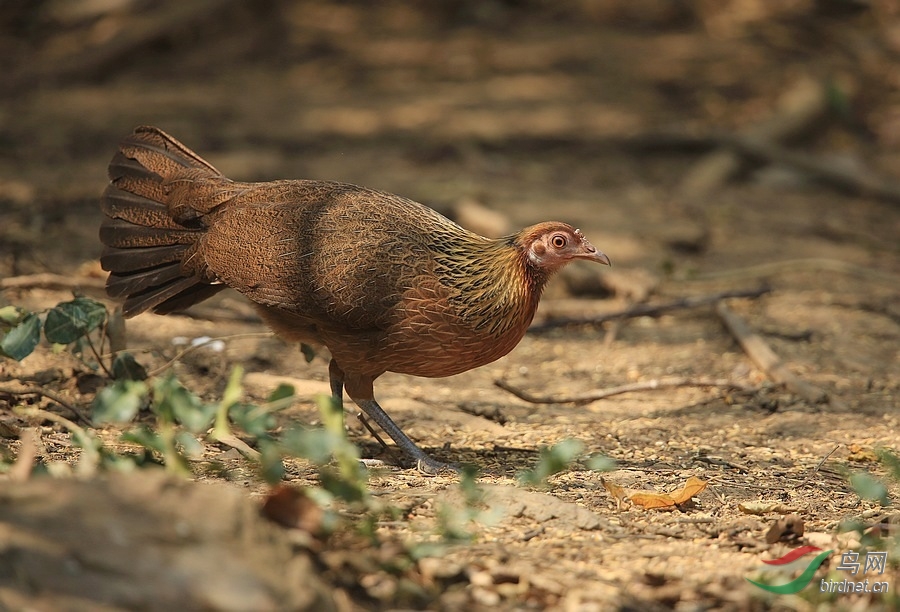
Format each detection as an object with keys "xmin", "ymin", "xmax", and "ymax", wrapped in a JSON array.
[{"xmin": 373, "ymin": 270, "xmax": 539, "ymax": 378}]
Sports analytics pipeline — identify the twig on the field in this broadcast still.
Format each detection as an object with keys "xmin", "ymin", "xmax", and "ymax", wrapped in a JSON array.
[
  {"xmin": 728, "ymin": 136, "xmax": 900, "ymax": 207},
  {"xmin": 678, "ymin": 77, "xmax": 829, "ymax": 199},
  {"xmin": 0, "ymin": 273, "xmax": 106, "ymax": 292},
  {"xmin": 14, "ymin": 406, "xmax": 101, "ymax": 476},
  {"xmin": 715, "ymin": 301, "xmax": 829, "ymax": 405},
  {"xmin": 693, "ymin": 455, "xmax": 750, "ymax": 473},
  {"xmin": 0, "ymin": 383, "xmax": 92, "ymax": 425},
  {"xmin": 529, "ymin": 285, "xmax": 771, "ymax": 333},
  {"xmin": 83, "ymin": 331, "xmax": 114, "ymax": 379},
  {"xmin": 210, "ymin": 432, "xmax": 261, "ymax": 460},
  {"xmin": 494, "ymin": 377, "xmax": 757, "ymax": 406},
  {"xmin": 812, "ymin": 444, "xmax": 841, "ymax": 476},
  {"xmin": 146, "ymin": 332, "xmax": 271, "ymax": 377}
]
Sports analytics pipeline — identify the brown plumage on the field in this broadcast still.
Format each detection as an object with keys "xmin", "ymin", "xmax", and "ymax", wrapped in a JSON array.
[{"xmin": 100, "ymin": 126, "xmax": 610, "ymax": 471}]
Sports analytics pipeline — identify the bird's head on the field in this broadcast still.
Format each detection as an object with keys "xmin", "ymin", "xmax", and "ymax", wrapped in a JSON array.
[{"xmin": 516, "ymin": 222, "xmax": 610, "ymax": 274}]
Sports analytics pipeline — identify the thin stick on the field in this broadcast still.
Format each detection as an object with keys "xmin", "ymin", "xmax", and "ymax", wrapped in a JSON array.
[
  {"xmin": 146, "ymin": 332, "xmax": 272, "ymax": 377},
  {"xmin": 716, "ymin": 302, "xmax": 829, "ymax": 405},
  {"xmin": 13, "ymin": 406, "xmax": 89, "ymax": 442},
  {"xmin": 14, "ymin": 406, "xmax": 101, "ymax": 476},
  {"xmin": 83, "ymin": 331, "xmax": 114, "ymax": 379},
  {"xmin": 210, "ymin": 432, "xmax": 261, "ymax": 460},
  {"xmin": 0, "ymin": 384, "xmax": 92, "ymax": 425},
  {"xmin": 678, "ymin": 77, "xmax": 828, "ymax": 200},
  {"xmin": 355, "ymin": 411, "xmax": 400, "ymax": 461},
  {"xmin": 728, "ymin": 136, "xmax": 900, "ymax": 207},
  {"xmin": 812, "ymin": 444, "xmax": 841, "ymax": 476},
  {"xmin": 529, "ymin": 285, "xmax": 771, "ymax": 334},
  {"xmin": 494, "ymin": 377, "xmax": 757, "ymax": 406}
]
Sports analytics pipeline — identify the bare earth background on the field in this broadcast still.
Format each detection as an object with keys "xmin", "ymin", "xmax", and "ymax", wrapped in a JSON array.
[{"xmin": 1, "ymin": 1, "xmax": 899, "ymax": 610}]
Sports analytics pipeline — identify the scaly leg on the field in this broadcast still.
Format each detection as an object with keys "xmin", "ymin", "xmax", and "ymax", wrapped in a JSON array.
[
  {"xmin": 328, "ymin": 359, "xmax": 344, "ymax": 409},
  {"xmin": 332, "ymin": 361, "xmax": 455, "ymax": 473}
]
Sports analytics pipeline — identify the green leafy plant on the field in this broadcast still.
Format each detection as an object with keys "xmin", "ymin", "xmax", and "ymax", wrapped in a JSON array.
[
  {"xmin": 517, "ymin": 438, "xmax": 614, "ymax": 487},
  {"xmin": 0, "ymin": 297, "xmax": 144, "ymax": 380}
]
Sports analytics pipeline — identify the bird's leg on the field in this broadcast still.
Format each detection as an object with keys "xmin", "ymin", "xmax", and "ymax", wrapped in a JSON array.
[
  {"xmin": 343, "ymin": 373, "xmax": 456, "ymax": 474},
  {"xmin": 329, "ymin": 360, "xmax": 396, "ymax": 461},
  {"xmin": 327, "ymin": 359, "xmax": 344, "ymax": 409}
]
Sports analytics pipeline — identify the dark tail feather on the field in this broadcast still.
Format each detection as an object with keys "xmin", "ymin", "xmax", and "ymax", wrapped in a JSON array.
[{"xmin": 99, "ymin": 126, "xmax": 228, "ymax": 317}]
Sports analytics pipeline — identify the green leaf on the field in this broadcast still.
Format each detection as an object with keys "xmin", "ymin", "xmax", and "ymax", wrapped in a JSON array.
[
  {"xmin": 876, "ymin": 448, "xmax": 900, "ymax": 482},
  {"xmin": 281, "ymin": 427, "xmax": 336, "ymax": 465},
  {"xmin": 153, "ymin": 374, "xmax": 215, "ymax": 433},
  {"xmin": 267, "ymin": 383, "xmax": 295, "ymax": 404},
  {"xmin": 111, "ymin": 352, "xmax": 148, "ymax": 381},
  {"xmin": 317, "ymin": 394, "xmax": 345, "ymax": 436},
  {"xmin": 92, "ymin": 380, "xmax": 148, "ymax": 423},
  {"xmin": 850, "ymin": 472, "xmax": 890, "ymax": 506},
  {"xmin": 121, "ymin": 425, "xmax": 167, "ymax": 454},
  {"xmin": 44, "ymin": 298, "xmax": 107, "ymax": 344},
  {"xmin": 300, "ymin": 343, "xmax": 316, "ymax": 363},
  {"xmin": 586, "ymin": 454, "xmax": 616, "ymax": 472},
  {"xmin": 221, "ymin": 366, "xmax": 244, "ymax": 409},
  {"xmin": 0, "ymin": 305, "xmax": 25, "ymax": 326},
  {"xmin": 259, "ymin": 438, "xmax": 285, "ymax": 484},
  {"xmin": 0, "ymin": 313, "xmax": 42, "ymax": 361},
  {"xmin": 230, "ymin": 403, "xmax": 276, "ymax": 438},
  {"xmin": 518, "ymin": 438, "xmax": 584, "ymax": 486},
  {"xmin": 175, "ymin": 431, "xmax": 204, "ymax": 459},
  {"xmin": 211, "ymin": 366, "xmax": 244, "ymax": 440}
]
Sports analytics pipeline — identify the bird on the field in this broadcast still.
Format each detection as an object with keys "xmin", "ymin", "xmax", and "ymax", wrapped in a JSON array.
[{"xmin": 99, "ymin": 126, "xmax": 610, "ymax": 472}]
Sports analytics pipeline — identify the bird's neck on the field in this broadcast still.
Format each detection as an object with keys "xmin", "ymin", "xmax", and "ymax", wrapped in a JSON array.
[{"xmin": 444, "ymin": 237, "xmax": 551, "ymax": 336}]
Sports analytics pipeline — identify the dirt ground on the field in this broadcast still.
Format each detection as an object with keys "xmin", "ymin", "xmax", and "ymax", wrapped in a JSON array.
[{"xmin": 1, "ymin": 1, "xmax": 900, "ymax": 610}]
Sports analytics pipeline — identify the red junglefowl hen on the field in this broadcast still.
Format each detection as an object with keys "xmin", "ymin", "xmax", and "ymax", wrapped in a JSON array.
[{"xmin": 99, "ymin": 126, "xmax": 610, "ymax": 472}]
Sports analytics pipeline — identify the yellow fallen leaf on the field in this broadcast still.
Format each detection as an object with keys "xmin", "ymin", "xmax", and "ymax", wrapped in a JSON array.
[
  {"xmin": 602, "ymin": 476, "xmax": 708, "ymax": 511},
  {"xmin": 629, "ymin": 491, "xmax": 678, "ymax": 510},
  {"xmin": 600, "ymin": 478, "xmax": 629, "ymax": 510},
  {"xmin": 847, "ymin": 444, "xmax": 878, "ymax": 462},
  {"xmin": 670, "ymin": 476, "xmax": 708, "ymax": 505}
]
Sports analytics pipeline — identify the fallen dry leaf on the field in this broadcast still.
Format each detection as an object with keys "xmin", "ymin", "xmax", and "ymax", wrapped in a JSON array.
[
  {"xmin": 601, "ymin": 478, "xmax": 630, "ymax": 510},
  {"xmin": 847, "ymin": 444, "xmax": 879, "ymax": 462},
  {"xmin": 602, "ymin": 476, "xmax": 708, "ymax": 511}
]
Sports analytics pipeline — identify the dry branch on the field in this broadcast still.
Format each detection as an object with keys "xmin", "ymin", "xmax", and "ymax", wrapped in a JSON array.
[
  {"xmin": 0, "ymin": 384, "xmax": 92, "ymax": 425},
  {"xmin": 726, "ymin": 136, "xmax": 900, "ymax": 207},
  {"xmin": 494, "ymin": 377, "xmax": 757, "ymax": 406},
  {"xmin": 715, "ymin": 302, "xmax": 828, "ymax": 405},
  {"xmin": 529, "ymin": 285, "xmax": 771, "ymax": 334},
  {"xmin": 678, "ymin": 77, "xmax": 829, "ymax": 199}
]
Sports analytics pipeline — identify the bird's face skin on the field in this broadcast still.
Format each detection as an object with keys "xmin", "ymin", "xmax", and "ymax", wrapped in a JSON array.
[{"xmin": 526, "ymin": 225, "xmax": 611, "ymax": 272}]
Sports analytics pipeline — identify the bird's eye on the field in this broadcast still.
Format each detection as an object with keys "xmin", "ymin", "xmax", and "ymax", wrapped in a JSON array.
[{"xmin": 551, "ymin": 234, "xmax": 567, "ymax": 248}]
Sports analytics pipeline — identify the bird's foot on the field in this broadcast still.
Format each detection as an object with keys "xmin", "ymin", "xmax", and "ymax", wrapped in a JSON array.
[
  {"xmin": 414, "ymin": 454, "xmax": 459, "ymax": 475},
  {"xmin": 357, "ymin": 451, "xmax": 457, "ymax": 474}
]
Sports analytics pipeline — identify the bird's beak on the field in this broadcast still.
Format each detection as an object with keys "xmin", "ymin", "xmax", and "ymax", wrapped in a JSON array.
[
  {"xmin": 580, "ymin": 250, "xmax": 611, "ymax": 266},
  {"xmin": 576, "ymin": 239, "xmax": 611, "ymax": 266}
]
